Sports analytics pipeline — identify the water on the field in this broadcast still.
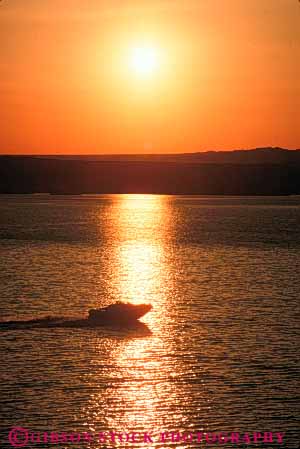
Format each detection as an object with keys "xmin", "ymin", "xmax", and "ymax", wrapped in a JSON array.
[{"xmin": 0, "ymin": 195, "xmax": 299, "ymax": 448}]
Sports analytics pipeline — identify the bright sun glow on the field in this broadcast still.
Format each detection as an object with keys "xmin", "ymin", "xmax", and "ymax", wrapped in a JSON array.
[{"xmin": 130, "ymin": 45, "xmax": 160, "ymax": 77}]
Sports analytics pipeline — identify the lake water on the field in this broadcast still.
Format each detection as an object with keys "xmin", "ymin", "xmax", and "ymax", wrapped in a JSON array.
[{"xmin": 0, "ymin": 195, "xmax": 299, "ymax": 449}]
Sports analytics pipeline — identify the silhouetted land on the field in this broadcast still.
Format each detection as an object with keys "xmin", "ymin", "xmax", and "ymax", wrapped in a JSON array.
[{"xmin": 1, "ymin": 148, "xmax": 300, "ymax": 195}]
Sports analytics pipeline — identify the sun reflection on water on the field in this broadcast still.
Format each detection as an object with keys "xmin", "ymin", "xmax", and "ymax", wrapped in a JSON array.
[
  {"xmin": 110, "ymin": 195, "xmax": 173, "ymax": 325},
  {"xmin": 81, "ymin": 194, "xmax": 188, "ymax": 446}
]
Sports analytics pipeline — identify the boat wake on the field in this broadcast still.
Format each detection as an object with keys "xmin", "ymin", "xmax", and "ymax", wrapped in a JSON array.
[{"xmin": 0, "ymin": 315, "xmax": 152, "ymax": 335}]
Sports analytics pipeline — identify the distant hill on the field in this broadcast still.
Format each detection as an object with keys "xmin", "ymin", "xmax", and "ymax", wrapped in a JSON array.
[
  {"xmin": 176, "ymin": 147, "xmax": 300, "ymax": 164},
  {"xmin": 0, "ymin": 149, "xmax": 300, "ymax": 195}
]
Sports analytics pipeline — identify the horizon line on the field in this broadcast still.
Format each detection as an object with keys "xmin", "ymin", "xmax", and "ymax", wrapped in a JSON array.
[{"xmin": 1, "ymin": 147, "xmax": 300, "ymax": 157}]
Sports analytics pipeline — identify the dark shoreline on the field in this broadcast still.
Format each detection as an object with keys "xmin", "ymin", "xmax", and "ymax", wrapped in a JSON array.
[{"xmin": 1, "ymin": 152, "xmax": 300, "ymax": 196}]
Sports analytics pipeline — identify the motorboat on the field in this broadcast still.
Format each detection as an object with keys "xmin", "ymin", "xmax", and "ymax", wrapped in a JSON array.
[{"xmin": 88, "ymin": 301, "xmax": 152, "ymax": 325}]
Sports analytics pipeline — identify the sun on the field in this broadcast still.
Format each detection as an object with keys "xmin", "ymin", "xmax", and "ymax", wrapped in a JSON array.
[{"xmin": 130, "ymin": 45, "xmax": 160, "ymax": 78}]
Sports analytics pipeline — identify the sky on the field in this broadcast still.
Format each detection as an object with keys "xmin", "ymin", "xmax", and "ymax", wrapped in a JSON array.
[{"xmin": 0, "ymin": 0, "xmax": 299, "ymax": 154}]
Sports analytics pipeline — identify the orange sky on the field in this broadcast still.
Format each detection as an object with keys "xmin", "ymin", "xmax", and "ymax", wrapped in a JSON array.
[{"xmin": 1, "ymin": 0, "xmax": 299, "ymax": 154}]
